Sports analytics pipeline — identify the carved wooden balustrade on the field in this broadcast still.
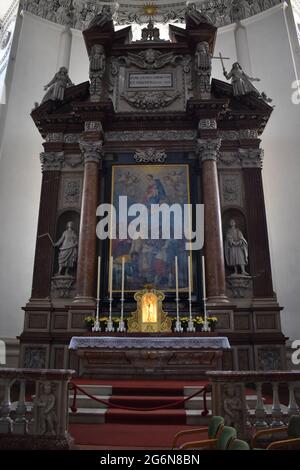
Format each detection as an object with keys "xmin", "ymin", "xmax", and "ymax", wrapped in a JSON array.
[
  {"xmin": 206, "ymin": 371, "xmax": 300, "ymax": 440},
  {"xmin": 0, "ymin": 368, "xmax": 75, "ymax": 449}
]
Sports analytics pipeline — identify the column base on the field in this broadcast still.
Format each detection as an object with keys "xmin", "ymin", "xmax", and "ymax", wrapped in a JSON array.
[
  {"xmin": 72, "ymin": 296, "xmax": 96, "ymax": 306},
  {"xmin": 207, "ymin": 295, "xmax": 229, "ymax": 306}
]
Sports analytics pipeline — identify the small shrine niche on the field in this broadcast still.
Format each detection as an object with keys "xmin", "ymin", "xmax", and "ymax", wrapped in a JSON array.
[{"xmin": 127, "ymin": 286, "xmax": 172, "ymax": 333}]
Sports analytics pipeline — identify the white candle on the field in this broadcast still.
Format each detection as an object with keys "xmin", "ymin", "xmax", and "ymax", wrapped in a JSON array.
[
  {"xmin": 96, "ymin": 256, "xmax": 101, "ymax": 300},
  {"xmin": 175, "ymin": 256, "xmax": 179, "ymax": 299},
  {"xmin": 188, "ymin": 255, "xmax": 192, "ymax": 301},
  {"xmin": 202, "ymin": 255, "xmax": 207, "ymax": 300},
  {"xmin": 121, "ymin": 256, "xmax": 125, "ymax": 299},
  {"xmin": 109, "ymin": 256, "xmax": 113, "ymax": 299}
]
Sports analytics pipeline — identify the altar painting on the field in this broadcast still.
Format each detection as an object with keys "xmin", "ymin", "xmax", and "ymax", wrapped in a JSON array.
[{"xmin": 110, "ymin": 164, "xmax": 192, "ymax": 292}]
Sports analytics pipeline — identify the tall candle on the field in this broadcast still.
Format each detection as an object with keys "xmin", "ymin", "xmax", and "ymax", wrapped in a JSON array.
[
  {"xmin": 109, "ymin": 256, "xmax": 113, "ymax": 299},
  {"xmin": 202, "ymin": 255, "xmax": 206, "ymax": 300},
  {"xmin": 175, "ymin": 256, "xmax": 179, "ymax": 298},
  {"xmin": 188, "ymin": 255, "xmax": 192, "ymax": 301},
  {"xmin": 96, "ymin": 256, "xmax": 101, "ymax": 300},
  {"xmin": 121, "ymin": 256, "xmax": 125, "ymax": 299}
]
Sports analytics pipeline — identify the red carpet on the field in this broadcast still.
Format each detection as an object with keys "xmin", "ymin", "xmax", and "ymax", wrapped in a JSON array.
[{"xmin": 69, "ymin": 423, "xmax": 208, "ymax": 448}]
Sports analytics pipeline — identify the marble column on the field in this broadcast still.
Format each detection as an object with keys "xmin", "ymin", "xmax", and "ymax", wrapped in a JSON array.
[
  {"xmin": 75, "ymin": 140, "xmax": 103, "ymax": 304},
  {"xmin": 198, "ymin": 138, "xmax": 227, "ymax": 303},
  {"xmin": 31, "ymin": 152, "xmax": 63, "ymax": 298},
  {"xmin": 241, "ymin": 148, "xmax": 274, "ymax": 297}
]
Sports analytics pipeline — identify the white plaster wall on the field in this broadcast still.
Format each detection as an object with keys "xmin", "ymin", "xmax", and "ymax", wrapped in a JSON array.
[
  {"xmin": 246, "ymin": 6, "xmax": 300, "ymax": 342},
  {"xmin": 0, "ymin": 13, "xmax": 63, "ymax": 338},
  {"xmin": 0, "ymin": 7, "xmax": 300, "ymax": 345}
]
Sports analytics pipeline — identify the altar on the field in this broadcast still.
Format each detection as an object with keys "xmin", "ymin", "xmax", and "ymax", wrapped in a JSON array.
[{"xmin": 69, "ymin": 335, "xmax": 230, "ymax": 379}]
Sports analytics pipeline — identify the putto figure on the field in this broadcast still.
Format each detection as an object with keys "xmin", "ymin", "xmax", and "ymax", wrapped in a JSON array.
[
  {"xmin": 42, "ymin": 67, "xmax": 73, "ymax": 103},
  {"xmin": 35, "ymin": 382, "xmax": 57, "ymax": 436},
  {"xmin": 223, "ymin": 62, "xmax": 260, "ymax": 97},
  {"xmin": 225, "ymin": 219, "xmax": 249, "ymax": 276},
  {"xmin": 54, "ymin": 221, "xmax": 78, "ymax": 276}
]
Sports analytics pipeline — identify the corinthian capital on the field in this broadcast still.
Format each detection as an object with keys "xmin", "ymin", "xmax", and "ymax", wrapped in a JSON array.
[
  {"xmin": 40, "ymin": 152, "xmax": 64, "ymax": 172},
  {"xmin": 239, "ymin": 148, "xmax": 264, "ymax": 168},
  {"xmin": 197, "ymin": 138, "xmax": 222, "ymax": 162},
  {"xmin": 79, "ymin": 141, "xmax": 104, "ymax": 164}
]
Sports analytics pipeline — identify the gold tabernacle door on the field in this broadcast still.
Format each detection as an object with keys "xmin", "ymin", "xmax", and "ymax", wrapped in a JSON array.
[{"xmin": 127, "ymin": 285, "xmax": 172, "ymax": 333}]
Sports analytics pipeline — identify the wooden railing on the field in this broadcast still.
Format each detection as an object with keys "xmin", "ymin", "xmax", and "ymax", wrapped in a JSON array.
[
  {"xmin": 206, "ymin": 371, "xmax": 300, "ymax": 440},
  {"xmin": 0, "ymin": 368, "xmax": 75, "ymax": 449}
]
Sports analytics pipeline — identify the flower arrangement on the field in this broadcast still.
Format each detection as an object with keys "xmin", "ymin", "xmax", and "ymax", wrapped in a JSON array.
[
  {"xmin": 207, "ymin": 316, "xmax": 218, "ymax": 330},
  {"xmin": 84, "ymin": 315, "xmax": 95, "ymax": 329},
  {"xmin": 84, "ymin": 316, "xmax": 127, "ymax": 331}
]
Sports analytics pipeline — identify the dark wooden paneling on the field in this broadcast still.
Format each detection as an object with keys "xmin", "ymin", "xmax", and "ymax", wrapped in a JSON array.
[
  {"xmin": 256, "ymin": 313, "xmax": 276, "ymax": 330},
  {"xmin": 234, "ymin": 313, "xmax": 250, "ymax": 331},
  {"xmin": 28, "ymin": 313, "xmax": 48, "ymax": 329},
  {"xmin": 31, "ymin": 171, "xmax": 60, "ymax": 298},
  {"xmin": 53, "ymin": 313, "xmax": 68, "ymax": 330},
  {"xmin": 243, "ymin": 169, "xmax": 273, "ymax": 297},
  {"xmin": 222, "ymin": 349, "xmax": 234, "ymax": 370},
  {"xmin": 54, "ymin": 348, "xmax": 65, "ymax": 369},
  {"xmin": 237, "ymin": 349, "xmax": 250, "ymax": 370}
]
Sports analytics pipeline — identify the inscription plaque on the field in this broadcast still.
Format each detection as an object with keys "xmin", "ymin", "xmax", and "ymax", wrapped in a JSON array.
[{"xmin": 129, "ymin": 73, "xmax": 173, "ymax": 89}]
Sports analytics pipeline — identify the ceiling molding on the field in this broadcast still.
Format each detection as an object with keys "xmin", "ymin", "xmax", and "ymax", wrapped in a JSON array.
[{"xmin": 19, "ymin": 1, "xmax": 282, "ymax": 31}]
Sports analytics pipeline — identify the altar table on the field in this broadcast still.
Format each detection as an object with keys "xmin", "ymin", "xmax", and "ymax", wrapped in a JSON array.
[{"xmin": 69, "ymin": 336, "xmax": 231, "ymax": 379}]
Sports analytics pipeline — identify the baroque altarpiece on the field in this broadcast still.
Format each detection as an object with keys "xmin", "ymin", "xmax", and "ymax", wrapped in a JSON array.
[{"xmin": 19, "ymin": 12, "xmax": 286, "ymax": 374}]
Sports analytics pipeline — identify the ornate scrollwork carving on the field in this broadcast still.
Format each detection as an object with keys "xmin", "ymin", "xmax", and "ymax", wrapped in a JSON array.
[
  {"xmin": 122, "ymin": 90, "xmax": 181, "ymax": 110},
  {"xmin": 134, "ymin": 148, "xmax": 167, "ymax": 163}
]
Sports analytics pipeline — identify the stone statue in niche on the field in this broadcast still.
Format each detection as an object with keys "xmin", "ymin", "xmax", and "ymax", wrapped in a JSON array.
[
  {"xmin": 42, "ymin": 67, "xmax": 73, "ymax": 103},
  {"xmin": 35, "ymin": 382, "xmax": 57, "ymax": 436},
  {"xmin": 54, "ymin": 221, "xmax": 78, "ymax": 276},
  {"xmin": 195, "ymin": 41, "xmax": 212, "ymax": 94},
  {"xmin": 225, "ymin": 219, "xmax": 249, "ymax": 276},
  {"xmin": 223, "ymin": 62, "xmax": 261, "ymax": 97},
  {"xmin": 89, "ymin": 44, "xmax": 106, "ymax": 99}
]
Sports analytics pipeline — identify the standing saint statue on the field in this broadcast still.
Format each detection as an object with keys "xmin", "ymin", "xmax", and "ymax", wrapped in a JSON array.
[
  {"xmin": 195, "ymin": 41, "xmax": 212, "ymax": 94},
  {"xmin": 42, "ymin": 67, "xmax": 73, "ymax": 103},
  {"xmin": 223, "ymin": 62, "xmax": 260, "ymax": 97},
  {"xmin": 89, "ymin": 44, "xmax": 106, "ymax": 99},
  {"xmin": 88, "ymin": 5, "xmax": 113, "ymax": 29},
  {"xmin": 54, "ymin": 221, "xmax": 78, "ymax": 276},
  {"xmin": 225, "ymin": 219, "xmax": 249, "ymax": 276}
]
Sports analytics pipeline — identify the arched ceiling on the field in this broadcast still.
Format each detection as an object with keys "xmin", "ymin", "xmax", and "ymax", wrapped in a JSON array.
[{"xmin": 19, "ymin": 0, "xmax": 281, "ymax": 30}]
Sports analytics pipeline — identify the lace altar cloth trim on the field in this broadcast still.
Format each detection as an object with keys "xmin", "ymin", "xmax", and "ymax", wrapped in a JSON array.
[{"xmin": 69, "ymin": 336, "xmax": 231, "ymax": 350}]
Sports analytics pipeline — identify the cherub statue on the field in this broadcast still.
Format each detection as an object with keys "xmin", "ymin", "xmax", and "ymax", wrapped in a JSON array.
[
  {"xmin": 223, "ymin": 385, "xmax": 244, "ymax": 437},
  {"xmin": 42, "ymin": 67, "xmax": 73, "ymax": 103},
  {"xmin": 36, "ymin": 382, "xmax": 57, "ymax": 436},
  {"xmin": 223, "ymin": 62, "xmax": 260, "ymax": 97}
]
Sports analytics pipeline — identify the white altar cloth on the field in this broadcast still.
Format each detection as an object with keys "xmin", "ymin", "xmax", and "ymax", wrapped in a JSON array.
[{"xmin": 69, "ymin": 336, "xmax": 231, "ymax": 350}]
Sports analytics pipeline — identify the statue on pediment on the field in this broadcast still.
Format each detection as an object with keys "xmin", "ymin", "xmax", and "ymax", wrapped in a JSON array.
[
  {"xmin": 223, "ymin": 62, "xmax": 260, "ymax": 97},
  {"xmin": 42, "ymin": 67, "xmax": 73, "ymax": 103},
  {"xmin": 88, "ymin": 5, "xmax": 113, "ymax": 29}
]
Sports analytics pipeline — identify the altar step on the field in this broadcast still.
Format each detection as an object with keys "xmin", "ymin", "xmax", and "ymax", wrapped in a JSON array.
[{"xmin": 69, "ymin": 381, "xmax": 259, "ymax": 426}]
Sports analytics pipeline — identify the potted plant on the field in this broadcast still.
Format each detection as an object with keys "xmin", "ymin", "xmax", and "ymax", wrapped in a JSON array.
[
  {"xmin": 84, "ymin": 315, "xmax": 95, "ymax": 331},
  {"xmin": 194, "ymin": 316, "xmax": 204, "ymax": 332},
  {"xmin": 207, "ymin": 316, "xmax": 218, "ymax": 331}
]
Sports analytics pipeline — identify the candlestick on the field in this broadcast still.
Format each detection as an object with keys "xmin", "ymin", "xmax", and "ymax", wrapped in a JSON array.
[
  {"xmin": 174, "ymin": 256, "xmax": 183, "ymax": 333},
  {"xmin": 92, "ymin": 256, "xmax": 101, "ymax": 332},
  {"xmin": 187, "ymin": 255, "xmax": 195, "ymax": 332},
  {"xmin": 202, "ymin": 255, "xmax": 210, "ymax": 332},
  {"xmin": 118, "ymin": 256, "xmax": 126, "ymax": 332},
  {"xmin": 106, "ymin": 255, "xmax": 114, "ymax": 332}
]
